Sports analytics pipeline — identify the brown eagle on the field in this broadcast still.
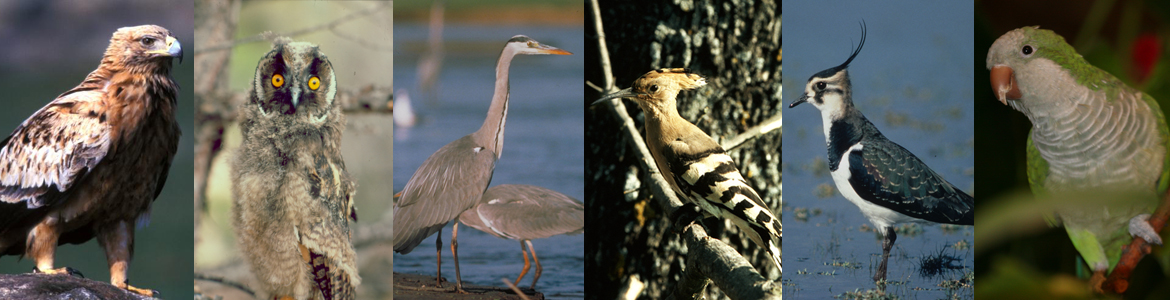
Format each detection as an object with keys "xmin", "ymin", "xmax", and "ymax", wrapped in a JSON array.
[{"xmin": 0, "ymin": 25, "xmax": 182, "ymax": 297}]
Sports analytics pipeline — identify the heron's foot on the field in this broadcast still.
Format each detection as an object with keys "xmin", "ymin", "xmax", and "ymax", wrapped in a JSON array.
[
  {"xmin": 115, "ymin": 281, "xmax": 159, "ymax": 298},
  {"xmin": 1128, "ymin": 214, "xmax": 1162, "ymax": 245},
  {"xmin": 33, "ymin": 266, "xmax": 84, "ymax": 278},
  {"xmin": 670, "ymin": 203, "xmax": 704, "ymax": 233},
  {"xmin": 455, "ymin": 286, "xmax": 469, "ymax": 294},
  {"xmin": 275, "ymin": 296, "xmax": 295, "ymax": 300}
]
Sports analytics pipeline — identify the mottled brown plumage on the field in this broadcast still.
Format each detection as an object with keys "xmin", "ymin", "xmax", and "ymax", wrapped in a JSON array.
[
  {"xmin": 231, "ymin": 40, "xmax": 359, "ymax": 300},
  {"xmin": 0, "ymin": 25, "xmax": 182, "ymax": 297}
]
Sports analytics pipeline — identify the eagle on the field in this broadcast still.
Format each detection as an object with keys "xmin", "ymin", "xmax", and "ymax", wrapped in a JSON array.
[{"xmin": 0, "ymin": 25, "xmax": 182, "ymax": 297}]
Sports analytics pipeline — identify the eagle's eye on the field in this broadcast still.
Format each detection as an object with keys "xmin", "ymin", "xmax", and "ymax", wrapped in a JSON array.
[{"xmin": 141, "ymin": 37, "xmax": 156, "ymax": 47}]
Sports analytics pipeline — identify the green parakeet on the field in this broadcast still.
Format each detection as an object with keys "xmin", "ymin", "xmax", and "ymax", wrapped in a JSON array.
[{"xmin": 986, "ymin": 26, "xmax": 1170, "ymax": 275}]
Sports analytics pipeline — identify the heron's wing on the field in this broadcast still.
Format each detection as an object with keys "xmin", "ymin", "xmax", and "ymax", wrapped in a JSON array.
[
  {"xmin": 472, "ymin": 184, "xmax": 584, "ymax": 240},
  {"xmin": 0, "ymin": 90, "xmax": 111, "ymax": 208},
  {"xmin": 393, "ymin": 135, "xmax": 496, "ymax": 254},
  {"xmin": 848, "ymin": 136, "xmax": 974, "ymax": 225}
]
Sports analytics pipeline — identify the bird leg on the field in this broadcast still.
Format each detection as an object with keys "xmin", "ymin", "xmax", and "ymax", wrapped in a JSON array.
[
  {"xmin": 527, "ymin": 240, "xmax": 542, "ymax": 290},
  {"xmin": 28, "ymin": 215, "xmax": 83, "ymax": 277},
  {"xmin": 435, "ymin": 227, "xmax": 444, "ymax": 288},
  {"xmin": 515, "ymin": 241, "xmax": 531, "ymax": 288},
  {"xmin": 452, "ymin": 223, "xmax": 467, "ymax": 294},
  {"xmin": 874, "ymin": 228, "xmax": 896, "ymax": 282},
  {"xmin": 670, "ymin": 203, "xmax": 705, "ymax": 233},
  {"xmin": 98, "ymin": 220, "xmax": 158, "ymax": 297},
  {"xmin": 1128, "ymin": 213, "xmax": 1163, "ymax": 245}
]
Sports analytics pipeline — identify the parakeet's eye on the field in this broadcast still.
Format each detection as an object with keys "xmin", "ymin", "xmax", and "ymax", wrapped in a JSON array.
[
  {"xmin": 649, "ymin": 85, "xmax": 659, "ymax": 93},
  {"xmin": 816, "ymin": 82, "xmax": 826, "ymax": 90},
  {"xmin": 308, "ymin": 76, "xmax": 321, "ymax": 90},
  {"xmin": 1021, "ymin": 45, "xmax": 1034, "ymax": 57},
  {"xmin": 271, "ymin": 74, "xmax": 285, "ymax": 88}
]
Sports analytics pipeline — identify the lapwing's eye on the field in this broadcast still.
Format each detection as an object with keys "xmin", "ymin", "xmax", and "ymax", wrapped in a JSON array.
[
  {"xmin": 815, "ymin": 82, "xmax": 826, "ymax": 90},
  {"xmin": 1021, "ymin": 45, "xmax": 1034, "ymax": 57},
  {"xmin": 649, "ymin": 85, "xmax": 659, "ymax": 93}
]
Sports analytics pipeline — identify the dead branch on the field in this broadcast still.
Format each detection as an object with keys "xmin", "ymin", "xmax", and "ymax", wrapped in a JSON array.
[
  {"xmin": 195, "ymin": 2, "xmax": 390, "ymax": 53},
  {"xmin": 195, "ymin": 272, "xmax": 256, "ymax": 297},
  {"xmin": 720, "ymin": 113, "xmax": 782, "ymax": 151}
]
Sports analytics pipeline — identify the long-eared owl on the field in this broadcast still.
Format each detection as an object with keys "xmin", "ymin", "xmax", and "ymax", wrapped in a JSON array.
[{"xmin": 230, "ymin": 39, "xmax": 360, "ymax": 300}]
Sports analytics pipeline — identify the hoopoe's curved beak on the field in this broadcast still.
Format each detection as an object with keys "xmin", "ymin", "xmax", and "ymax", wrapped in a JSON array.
[{"xmin": 591, "ymin": 88, "xmax": 638, "ymax": 106}]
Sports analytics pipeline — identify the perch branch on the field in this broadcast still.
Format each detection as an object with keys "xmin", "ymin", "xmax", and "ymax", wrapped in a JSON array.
[
  {"xmin": 1103, "ymin": 189, "xmax": 1170, "ymax": 293},
  {"xmin": 667, "ymin": 224, "xmax": 781, "ymax": 300},
  {"xmin": 0, "ymin": 273, "xmax": 152, "ymax": 300}
]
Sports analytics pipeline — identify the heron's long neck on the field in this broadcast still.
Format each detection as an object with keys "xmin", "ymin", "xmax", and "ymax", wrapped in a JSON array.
[{"xmin": 474, "ymin": 48, "xmax": 516, "ymax": 159}]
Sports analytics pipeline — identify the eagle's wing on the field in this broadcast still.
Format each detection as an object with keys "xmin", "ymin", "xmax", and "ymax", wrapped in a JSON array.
[{"xmin": 0, "ymin": 90, "xmax": 111, "ymax": 209}]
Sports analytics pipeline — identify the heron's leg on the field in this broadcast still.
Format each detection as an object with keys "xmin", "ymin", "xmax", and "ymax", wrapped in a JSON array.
[
  {"xmin": 98, "ymin": 220, "xmax": 157, "ymax": 297},
  {"xmin": 28, "ymin": 215, "xmax": 82, "ymax": 277},
  {"xmin": 527, "ymin": 240, "xmax": 542, "ymax": 290},
  {"xmin": 874, "ymin": 228, "xmax": 896, "ymax": 282},
  {"xmin": 435, "ymin": 227, "xmax": 443, "ymax": 288},
  {"xmin": 515, "ymin": 240, "xmax": 531, "ymax": 287},
  {"xmin": 452, "ymin": 223, "xmax": 467, "ymax": 294}
]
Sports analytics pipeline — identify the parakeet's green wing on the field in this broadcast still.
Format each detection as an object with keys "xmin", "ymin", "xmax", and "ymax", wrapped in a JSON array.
[
  {"xmin": 1025, "ymin": 134, "xmax": 1058, "ymax": 226},
  {"xmin": 1144, "ymin": 92, "xmax": 1170, "ymax": 195}
]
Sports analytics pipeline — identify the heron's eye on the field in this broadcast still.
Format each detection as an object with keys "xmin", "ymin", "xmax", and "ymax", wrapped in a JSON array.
[
  {"xmin": 649, "ymin": 85, "xmax": 659, "ymax": 93},
  {"xmin": 528, "ymin": 41, "xmax": 536, "ymax": 48},
  {"xmin": 271, "ymin": 74, "xmax": 285, "ymax": 88},
  {"xmin": 308, "ymin": 76, "xmax": 321, "ymax": 90},
  {"xmin": 1021, "ymin": 45, "xmax": 1034, "ymax": 57},
  {"xmin": 815, "ymin": 82, "xmax": 826, "ymax": 90},
  {"xmin": 141, "ymin": 37, "xmax": 156, "ymax": 47}
]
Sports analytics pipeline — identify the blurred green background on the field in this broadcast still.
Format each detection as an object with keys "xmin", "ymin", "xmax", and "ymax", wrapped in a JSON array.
[
  {"xmin": 0, "ymin": 0, "xmax": 194, "ymax": 298},
  {"xmin": 976, "ymin": 0, "xmax": 1170, "ymax": 298}
]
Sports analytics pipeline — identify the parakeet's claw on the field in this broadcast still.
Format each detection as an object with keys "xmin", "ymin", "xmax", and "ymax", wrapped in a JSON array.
[{"xmin": 1128, "ymin": 214, "xmax": 1162, "ymax": 245}]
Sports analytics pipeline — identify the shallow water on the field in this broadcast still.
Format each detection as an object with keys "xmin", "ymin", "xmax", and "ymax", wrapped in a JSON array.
[
  {"xmin": 393, "ymin": 23, "xmax": 585, "ymax": 299},
  {"xmin": 782, "ymin": 1, "xmax": 975, "ymax": 299}
]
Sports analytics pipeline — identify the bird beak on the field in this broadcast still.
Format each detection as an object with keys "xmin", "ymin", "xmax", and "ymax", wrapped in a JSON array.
[
  {"xmin": 146, "ymin": 36, "xmax": 183, "ymax": 64},
  {"xmin": 788, "ymin": 93, "xmax": 810, "ymax": 108},
  {"xmin": 591, "ymin": 88, "xmax": 637, "ymax": 106},
  {"xmin": 532, "ymin": 43, "xmax": 572, "ymax": 55},
  {"xmin": 990, "ymin": 64, "xmax": 1021, "ymax": 105}
]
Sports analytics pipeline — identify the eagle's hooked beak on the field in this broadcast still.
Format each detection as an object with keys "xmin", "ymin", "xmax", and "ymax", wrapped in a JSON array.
[{"xmin": 146, "ymin": 36, "xmax": 183, "ymax": 64}]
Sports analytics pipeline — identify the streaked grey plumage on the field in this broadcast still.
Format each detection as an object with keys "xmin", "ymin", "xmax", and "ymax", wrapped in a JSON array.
[
  {"xmin": 392, "ymin": 35, "xmax": 570, "ymax": 292},
  {"xmin": 457, "ymin": 184, "xmax": 584, "ymax": 289}
]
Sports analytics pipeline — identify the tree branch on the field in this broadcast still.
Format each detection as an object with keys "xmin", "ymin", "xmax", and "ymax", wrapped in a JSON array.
[
  {"xmin": 194, "ymin": 2, "xmax": 391, "ymax": 53},
  {"xmin": 1103, "ymin": 189, "xmax": 1170, "ymax": 293}
]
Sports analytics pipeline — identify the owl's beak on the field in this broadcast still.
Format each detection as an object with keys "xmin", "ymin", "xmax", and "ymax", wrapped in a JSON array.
[{"xmin": 146, "ymin": 36, "xmax": 183, "ymax": 64}]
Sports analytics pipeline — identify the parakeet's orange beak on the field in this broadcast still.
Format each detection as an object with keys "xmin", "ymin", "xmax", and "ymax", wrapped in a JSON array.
[{"xmin": 990, "ymin": 64, "xmax": 1021, "ymax": 105}]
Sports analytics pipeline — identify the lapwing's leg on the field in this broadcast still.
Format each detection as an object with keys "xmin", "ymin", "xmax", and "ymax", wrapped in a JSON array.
[
  {"xmin": 874, "ymin": 228, "xmax": 897, "ymax": 281},
  {"xmin": 452, "ymin": 223, "xmax": 467, "ymax": 294}
]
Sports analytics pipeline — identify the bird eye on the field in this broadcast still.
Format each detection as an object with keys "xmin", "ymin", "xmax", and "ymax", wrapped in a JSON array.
[
  {"xmin": 1021, "ymin": 45, "xmax": 1034, "ymax": 57},
  {"xmin": 308, "ymin": 76, "xmax": 321, "ymax": 90},
  {"xmin": 271, "ymin": 74, "xmax": 284, "ymax": 88},
  {"xmin": 649, "ymin": 85, "xmax": 659, "ymax": 93},
  {"xmin": 815, "ymin": 82, "xmax": 826, "ymax": 90},
  {"xmin": 141, "ymin": 37, "xmax": 156, "ymax": 46}
]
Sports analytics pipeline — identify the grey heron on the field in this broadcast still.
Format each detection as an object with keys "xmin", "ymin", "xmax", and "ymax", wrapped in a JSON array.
[
  {"xmin": 392, "ymin": 35, "xmax": 571, "ymax": 293},
  {"xmin": 455, "ymin": 184, "xmax": 584, "ymax": 290}
]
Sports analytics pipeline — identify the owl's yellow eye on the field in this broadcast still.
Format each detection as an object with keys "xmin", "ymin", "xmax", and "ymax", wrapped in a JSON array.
[
  {"xmin": 271, "ymin": 74, "xmax": 284, "ymax": 88},
  {"xmin": 308, "ymin": 76, "xmax": 321, "ymax": 90}
]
